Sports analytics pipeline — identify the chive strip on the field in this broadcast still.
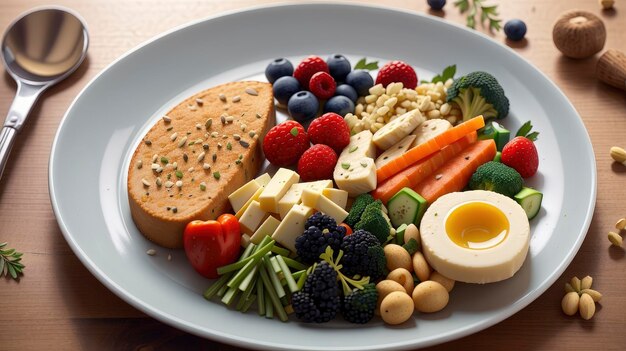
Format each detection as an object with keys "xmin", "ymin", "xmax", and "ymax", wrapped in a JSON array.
[
  {"xmin": 296, "ymin": 271, "xmax": 307, "ymax": 291},
  {"xmin": 203, "ymin": 273, "xmax": 232, "ymax": 300},
  {"xmin": 226, "ymin": 258, "xmax": 257, "ymax": 289},
  {"xmin": 265, "ymin": 289, "xmax": 274, "ymax": 319},
  {"xmin": 240, "ymin": 242, "xmax": 256, "ymax": 260},
  {"xmin": 238, "ymin": 263, "xmax": 259, "ymax": 292},
  {"xmin": 270, "ymin": 245, "xmax": 290, "ymax": 257},
  {"xmin": 217, "ymin": 240, "xmax": 275, "ymax": 275},
  {"xmin": 241, "ymin": 294, "xmax": 256, "ymax": 313},
  {"xmin": 257, "ymin": 278, "xmax": 265, "ymax": 316},
  {"xmin": 241, "ymin": 273, "xmax": 258, "ymax": 302},
  {"xmin": 281, "ymin": 257, "xmax": 308, "ymax": 271},
  {"xmin": 269, "ymin": 256, "xmax": 282, "ymax": 273},
  {"xmin": 235, "ymin": 292, "xmax": 248, "ymax": 311},
  {"xmin": 291, "ymin": 269, "xmax": 306, "ymax": 281},
  {"xmin": 221, "ymin": 286, "xmax": 239, "ymax": 305},
  {"xmin": 263, "ymin": 255, "xmax": 286, "ymax": 298},
  {"xmin": 217, "ymin": 283, "xmax": 230, "ymax": 297},
  {"xmin": 276, "ymin": 255, "xmax": 299, "ymax": 293},
  {"xmin": 259, "ymin": 263, "xmax": 288, "ymax": 322},
  {"xmin": 257, "ymin": 235, "xmax": 273, "ymax": 248}
]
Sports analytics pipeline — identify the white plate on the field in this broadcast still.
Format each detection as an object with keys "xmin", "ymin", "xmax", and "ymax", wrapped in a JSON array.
[{"xmin": 49, "ymin": 3, "xmax": 596, "ymax": 350}]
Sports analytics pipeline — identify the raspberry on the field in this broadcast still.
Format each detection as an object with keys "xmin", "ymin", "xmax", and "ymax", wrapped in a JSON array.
[
  {"xmin": 262, "ymin": 121, "xmax": 310, "ymax": 167},
  {"xmin": 307, "ymin": 113, "xmax": 350, "ymax": 154},
  {"xmin": 293, "ymin": 56, "xmax": 329, "ymax": 90},
  {"xmin": 309, "ymin": 72, "xmax": 336, "ymax": 100},
  {"xmin": 375, "ymin": 60, "xmax": 418, "ymax": 89},
  {"xmin": 297, "ymin": 144, "xmax": 337, "ymax": 182}
]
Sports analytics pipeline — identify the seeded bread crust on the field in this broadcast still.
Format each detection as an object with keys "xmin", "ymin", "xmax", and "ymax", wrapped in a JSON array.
[{"xmin": 128, "ymin": 81, "xmax": 274, "ymax": 248}]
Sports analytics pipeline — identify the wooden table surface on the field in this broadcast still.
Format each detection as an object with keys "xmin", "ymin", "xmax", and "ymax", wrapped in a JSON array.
[{"xmin": 1, "ymin": 0, "xmax": 625, "ymax": 350}]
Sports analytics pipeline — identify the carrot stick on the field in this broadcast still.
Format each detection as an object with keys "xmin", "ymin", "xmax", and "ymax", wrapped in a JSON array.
[
  {"xmin": 376, "ymin": 116, "xmax": 485, "ymax": 183},
  {"xmin": 412, "ymin": 139, "xmax": 496, "ymax": 204},
  {"xmin": 372, "ymin": 132, "xmax": 477, "ymax": 204}
]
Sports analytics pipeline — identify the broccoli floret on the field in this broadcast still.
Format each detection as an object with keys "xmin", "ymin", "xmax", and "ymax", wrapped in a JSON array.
[
  {"xmin": 446, "ymin": 71, "xmax": 510, "ymax": 121},
  {"xmin": 469, "ymin": 161, "xmax": 523, "ymax": 197},
  {"xmin": 340, "ymin": 230, "xmax": 386, "ymax": 280},
  {"xmin": 342, "ymin": 283, "xmax": 378, "ymax": 324},
  {"xmin": 345, "ymin": 193, "xmax": 375, "ymax": 227},
  {"xmin": 354, "ymin": 200, "xmax": 391, "ymax": 244}
]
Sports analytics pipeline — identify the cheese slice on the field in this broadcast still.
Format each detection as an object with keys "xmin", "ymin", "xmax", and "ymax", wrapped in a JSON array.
[
  {"xmin": 272, "ymin": 204, "xmax": 314, "ymax": 252},
  {"xmin": 250, "ymin": 215, "xmax": 281, "ymax": 245},
  {"xmin": 255, "ymin": 173, "xmax": 272, "ymax": 187},
  {"xmin": 411, "ymin": 119, "xmax": 452, "ymax": 147},
  {"xmin": 239, "ymin": 200, "xmax": 269, "ymax": 235},
  {"xmin": 322, "ymin": 188, "xmax": 348, "ymax": 209},
  {"xmin": 301, "ymin": 188, "xmax": 348, "ymax": 224},
  {"xmin": 338, "ymin": 130, "xmax": 376, "ymax": 162},
  {"xmin": 373, "ymin": 109, "xmax": 425, "ymax": 150},
  {"xmin": 258, "ymin": 168, "xmax": 300, "ymax": 213},
  {"xmin": 228, "ymin": 179, "xmax": 261, "ymax": 213},
  {"xmin": 235, "ymin": 186, "xmax": 264, "ymax": 219},
  {"xmin": 334, "ymin": 157, "xmax": 377, "ymax": 197},
  {"xmin": 277, "ymin": 180, "xmax": 333, "ymax": 219},
  {"xmin": 375, "ymin": 134, "xmax": 417, "ymax": 169}
]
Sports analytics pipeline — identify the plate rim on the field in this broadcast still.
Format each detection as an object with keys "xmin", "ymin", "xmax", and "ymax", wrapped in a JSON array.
[{"xmin": 48, "ymin": 2, "xmax": 597, "ymax": 350}]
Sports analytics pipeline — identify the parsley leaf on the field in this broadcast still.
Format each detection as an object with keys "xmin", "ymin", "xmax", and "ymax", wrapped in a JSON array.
[{"xmin": 354, "ymin": 58, "xmax": 379, "ymax": 71}]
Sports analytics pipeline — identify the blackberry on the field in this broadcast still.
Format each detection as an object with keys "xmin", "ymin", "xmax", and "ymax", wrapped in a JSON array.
[
  {"xmin": 292, "ymin": 262, "xmax": 340, "ymax": 323},
  {"xmin": 342, "ymin": 283, "xmax": 378, "ymax": 324},
  {"xmin": 340, "ymin": 230, "xmax": 386, "ymax": 280},
  {"xmin": 305, "ymin": 212, "xmax": 337, "ymax": 231}
]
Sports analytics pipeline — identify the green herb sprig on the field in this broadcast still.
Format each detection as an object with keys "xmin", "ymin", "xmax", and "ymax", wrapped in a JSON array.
[
  {"xmin": 354, "ymin": 58, "xmax": 379, "ymax": 71},
  {"xmin": 421, "ymin": 64, "xmax": 457, "ymax": 84},
  {"xmin": 454, "ymin": 0, "xmax": 502, "ymax": 32},
  {"xmin": 1, "ymin": 242, "xmax": 24, "ymax": 280},
  {"xmin": 516, "ymin": 121, "xmax": 539, "ymax": 141}
]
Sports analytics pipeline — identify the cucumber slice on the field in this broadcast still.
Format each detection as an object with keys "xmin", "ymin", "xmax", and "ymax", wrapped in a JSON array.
[
  {"xmin": 478, "ymin": 121, "xmax": 510, "ymax": 151},
  {"xmin": 388, "ymin": 188, "xmax": 428, "ymax": 228},
  {"xmin": 395, "ymin": 223, "xmax": 408, "ymax": 245},
  {"xmin": 514, "ymin": 187, "xmax": 543, "ymax": 220},
  {"xmin": 493, "ymin": 151, "xmax": 502, "ymax": 162}
]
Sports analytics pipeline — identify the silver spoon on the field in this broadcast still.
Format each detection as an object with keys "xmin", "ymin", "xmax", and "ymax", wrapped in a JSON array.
[{"xmin": 0, "ymin": 7, "xmax": 88, "ymax": 181}]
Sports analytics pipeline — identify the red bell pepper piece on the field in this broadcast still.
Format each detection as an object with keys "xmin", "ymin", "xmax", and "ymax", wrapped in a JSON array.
[{"xmin": 183, "ymin": 214, "xmax": 242, "ymax": 279}]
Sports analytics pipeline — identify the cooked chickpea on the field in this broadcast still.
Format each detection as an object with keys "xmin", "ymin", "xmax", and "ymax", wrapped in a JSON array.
[
  {"xmin": 376, "ymin": 280, "xmax": 407, "ymax": 313},
  {"xmin": 429, "ymin": 271, "xmax": 455, "ymax": 292},
  {"xmin": 384, "ymin": 244, "xmax": 412, "ymax": 272},
  {"xmin": 387, "ymin": 268, "xmax": 415, "ymax": 295},
  {"xmin": 404, "ymin": 224, "xmax": 420, "ymax": 246},
  {"xmin": 380, "ymin": 291, "xmax": 414, "ymax": 325},
  {"xmin": 412, "ymin": 251, "xmax": 431, "ymax": 282},
  {"xmin": 412, "ymin": 281, "xmax": 449, "ymax": 313}
]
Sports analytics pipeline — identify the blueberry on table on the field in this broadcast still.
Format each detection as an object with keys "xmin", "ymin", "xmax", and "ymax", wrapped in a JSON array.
[
  {"xmin": 265, "ymin": 57, "xmax": 294, "ymax": 83},
  {"xmin": 345, "ymin": 70, "xmax": 374, "ymax": 96},
  {"xmin": 335, "ymin": 84, "xmax": 358, "ymax": 103},
  {"xmin": 326, "ymin": 54, "xmax": 352, "ymax": 82},
  {"xmin": 323, "ymin": 95, "xmax": 355, "ymax": 117},
  {"xmin": 504, "ymin": 19, "xmax": 527, "ymax": 41},
  {"xmin": 288, "ymin": 91, "xmax": 319, "ymax": 122},
  {"xmin": 427, "ymin": 0, "xmax": 446, "ymax": 11},
  {"xmin": 273, "ymin": 76, "xmax": 301, "ymax": 105}
]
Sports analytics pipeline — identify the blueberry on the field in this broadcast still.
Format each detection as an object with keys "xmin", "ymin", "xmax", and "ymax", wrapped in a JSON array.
[
  {"xmin": 324, "ymin": 95, "xmax": 355, "ymax": 117},
  {"xmin": 326, "ymin": 54, "xmax": 352, "ymax": 82},
  {"xmin": 504, "ymin": 19, "xmax": 527, "ymax": 41},
  {"xmin": 335, "ymin": 84, "xmax": 358, "ymax": 103},
  {"xmin": 265, "ymin": 58, "xmax": 294, "ymax": 83},
  {"xmin": 345, "ymin": 70, "xmax": 374, "ymax": 97},
  {"xmin": 273, "ymin": 76, "xmax": 301, "ymax": 105},
  {"xmin": 427, "ymin": 0, "xmax": 446, "ymax": 11},
  {"xmin": 288, "ymin": 91, "xmax": 319, "ymax": 122}
]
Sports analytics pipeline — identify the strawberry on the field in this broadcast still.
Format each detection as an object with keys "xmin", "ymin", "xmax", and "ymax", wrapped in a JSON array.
[
  {"xmin": 501, "ymin": 136, "xmax": 539, "ymax": 178},
  {"xmin": 307, "ymin": 113, "xmax": 350, "ymax": 154},
  {"xmin": 263, "ymin": 121, "xmax": 310, "ymax": 167},
  {"xmin": 297, "ymin": 144, "xmax": 338, "ymax": 182},
  {"xmin": 293, "ymin": 56, "xmax": 329, "ymax": 90},
  {"xmin": 375, "ymin": 60, "xmax": 418, "ymax": 89},
  {"xmin": 309, "ymin": 72, "xmax": 336, "ymax": 100}
]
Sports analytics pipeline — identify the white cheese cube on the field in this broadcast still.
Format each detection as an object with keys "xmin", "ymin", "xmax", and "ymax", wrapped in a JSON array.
[
  {"xmin": 277, "ymin": 180, "xmax": 333, "ymax": 219},
  {"xmin": 258, "ymin": 168, "xmax": 300, "ymax": 213},
  {"xmin": 334, "ymin": 157, "xmax": 377, "ymax": 197},
  {"xmin": 250, "ymin": 215, "xmax": 281, "ymax": 245},
  {"xmin": 239, "ymin": 201, "xmax": 269, "ymax": 235},
  {"xmin": 338, "ymin": 130, "xmax": 376, "ymax": 162},
  {"xmin": 271, "ymin": 204, "xmax": 314, "ymax": 252},
  {"xmin": 322, "ymin": 188, "xmax": 348, "ymax": 209},
  {"xmin": 228, "ymin": 179, "xmax": 261, "ymax": 213},
  {"xmin": 255, "ymin": 173, "xmax": 272, "ymax": 187}
]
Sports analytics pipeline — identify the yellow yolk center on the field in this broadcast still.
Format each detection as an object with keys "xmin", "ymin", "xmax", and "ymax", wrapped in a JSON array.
[{"xmin": 445, "ymin": 201, "xmax": 509, "ymax": 250}]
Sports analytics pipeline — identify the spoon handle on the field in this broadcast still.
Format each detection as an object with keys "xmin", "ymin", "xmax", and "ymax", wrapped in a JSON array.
[{"xmin": 0, "ymin": 127, "xmax": 17, "ymax": 181}]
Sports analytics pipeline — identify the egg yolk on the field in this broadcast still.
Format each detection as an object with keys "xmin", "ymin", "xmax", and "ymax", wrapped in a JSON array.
[{"xmin": 445, "ymin": 201, "xmax": 509, "ymax": 250}]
